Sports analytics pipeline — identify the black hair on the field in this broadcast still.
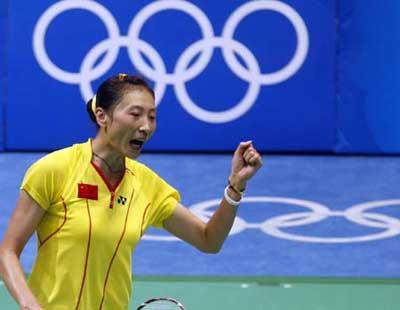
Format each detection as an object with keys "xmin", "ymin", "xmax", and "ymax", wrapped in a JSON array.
[{"xmin": 86, "ymin": 74, "xmax": 155, "ymax": 127}]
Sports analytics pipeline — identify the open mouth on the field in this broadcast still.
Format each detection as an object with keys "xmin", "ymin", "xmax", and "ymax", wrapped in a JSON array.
[{"xmin": 129, "ymin": 139, "xmax": 144, "ymax": 149}]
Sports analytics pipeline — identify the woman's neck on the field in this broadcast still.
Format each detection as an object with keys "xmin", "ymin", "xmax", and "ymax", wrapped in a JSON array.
[{"xmin": 91, "ymin": 137, "xmax": 125, "ymax": 174}]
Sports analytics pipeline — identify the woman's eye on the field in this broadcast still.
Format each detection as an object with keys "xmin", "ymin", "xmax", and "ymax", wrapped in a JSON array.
[{"xmin": 130, "ymin": 113, "xmax": 140, "ymax": 117}]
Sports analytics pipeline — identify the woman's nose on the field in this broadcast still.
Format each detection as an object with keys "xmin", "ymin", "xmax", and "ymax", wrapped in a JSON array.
[{"xmin": 138, "ymin": 118, "xmax": 151, "ymax": 133}]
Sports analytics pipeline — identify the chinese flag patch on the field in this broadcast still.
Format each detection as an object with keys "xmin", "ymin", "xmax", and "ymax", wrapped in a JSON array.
[{"xmin": 78, "ymin": 183, "xmax": 98, "ymax": 200}]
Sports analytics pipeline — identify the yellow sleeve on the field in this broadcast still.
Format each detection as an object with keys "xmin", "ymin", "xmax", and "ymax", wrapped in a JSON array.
[
  {"xmin": 21, "ymin": 151, "xmax": 68, "ymax": 210},
  {"xmin": 148, "ymin": 176, "xmax": 180, "ymax": 228},
  {"xmin": 138, "ymin": 165, "xmax": 180, "ymax": 229}
]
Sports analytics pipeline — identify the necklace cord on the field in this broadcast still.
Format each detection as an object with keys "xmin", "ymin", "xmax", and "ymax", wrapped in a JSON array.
[{"xmin": 92, "ymin": 152, "xmax": 125, "ymax": 174}]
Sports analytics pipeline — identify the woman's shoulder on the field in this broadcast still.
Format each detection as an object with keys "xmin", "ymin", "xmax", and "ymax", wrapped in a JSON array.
[
  {"xmin": 30, "ymin": 141, "xmax": 88, "ymax": 171},
  {"xmin": 125, "ymin": 158, "xmax": 159, "ymax": 180},
  {"xmin": 125, "ymin": 158, "xmax": 179, "ymax": 200}
]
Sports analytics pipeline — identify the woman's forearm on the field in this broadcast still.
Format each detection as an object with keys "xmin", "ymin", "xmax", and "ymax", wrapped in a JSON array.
[
  {"xmin": 203, "ymin": 186, "xmax": 242, "ymax": 253},
  {"xmin": 0, "ymin": 248, "xmax": 41, "ymax": 309},
  {"xmin": 202, "ymin": 140, "xmax": 262, "ymax": 252},
  {"xmin": 164, "ymin": 140, "xmax": 261, "ymax": 254}
]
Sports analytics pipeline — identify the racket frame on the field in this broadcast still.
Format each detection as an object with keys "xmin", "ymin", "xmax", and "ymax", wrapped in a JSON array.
[{"xmin": 136, "ymin": 297, "xmax": 185, "ymax": 310}]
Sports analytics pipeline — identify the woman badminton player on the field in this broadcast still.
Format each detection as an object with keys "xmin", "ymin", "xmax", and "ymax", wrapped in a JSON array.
[{"xmin": 0, "ymin": 74, "xmax": 262, "ymax": 309}]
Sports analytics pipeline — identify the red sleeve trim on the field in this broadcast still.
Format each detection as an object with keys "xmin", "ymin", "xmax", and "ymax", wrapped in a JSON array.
[
  {"xmin": 38, "ymin": 197, "xmax": 68, "ymax": 248},
  {"xmin": 140, "ymin": 203, "xmax": 151, "ymax": 237}
]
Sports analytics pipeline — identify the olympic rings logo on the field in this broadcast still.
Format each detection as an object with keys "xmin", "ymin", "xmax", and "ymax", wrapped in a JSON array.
[
  {"xmin": 33, "ymin": 0, "xmax": 309, "ymax": 123},
  {"xmin": 143, "ymin": 197, "xmax": 400, "ymax": 243}
]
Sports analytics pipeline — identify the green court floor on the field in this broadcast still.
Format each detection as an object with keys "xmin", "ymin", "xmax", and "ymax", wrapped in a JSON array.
[{"xmin": 1, "ymin": 276, "xmax": 399, "ymax": 309}]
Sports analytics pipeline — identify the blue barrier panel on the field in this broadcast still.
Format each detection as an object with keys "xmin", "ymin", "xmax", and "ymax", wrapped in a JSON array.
[
  {"xmin": 0, "ymin": 0, "xmax": 7, "ymax": 151},
  {"xmin": 337, "ymin": 0, "xmax": 400, "ymax": 154},
  {"xmin": 6, "ymin": 0, "xmax": 336, "ymax": 152}
]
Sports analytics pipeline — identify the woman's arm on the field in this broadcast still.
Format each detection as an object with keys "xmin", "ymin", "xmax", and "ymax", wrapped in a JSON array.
[
  {"xmin": 164, "ymin": 141, "xmax": 262, "ymax": 253},
  {"xmin": 0, "ymin": 191, "xmax": 45, "ymax": 309}
]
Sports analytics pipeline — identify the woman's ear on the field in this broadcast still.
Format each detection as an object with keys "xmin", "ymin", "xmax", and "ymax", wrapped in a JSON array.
[{"xmin": 94, "ymin": 108, "xmax": 108, "ymax": 129}]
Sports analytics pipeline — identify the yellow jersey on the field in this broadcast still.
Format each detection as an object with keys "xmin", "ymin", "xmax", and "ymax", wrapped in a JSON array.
[{"xmin": 21, "ymin": 140, "xmax": 180, "ymax": 309}]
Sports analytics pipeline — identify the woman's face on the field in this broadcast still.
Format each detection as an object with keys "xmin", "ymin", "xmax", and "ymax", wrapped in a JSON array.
[{"xmin": 105, "ymin": 88, "xmax": 156, "ymax": 158}]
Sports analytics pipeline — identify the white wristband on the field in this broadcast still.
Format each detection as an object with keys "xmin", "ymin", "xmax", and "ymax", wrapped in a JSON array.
[{"xmin": 224, "ymin": 185, "xmax": 241, "ymax": 207}]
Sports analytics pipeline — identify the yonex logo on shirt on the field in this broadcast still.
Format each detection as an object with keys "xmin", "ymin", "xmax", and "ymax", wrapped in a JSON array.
[{"xmin": 117, "ymin": 196, "xmax": 127, "ymax": 205}]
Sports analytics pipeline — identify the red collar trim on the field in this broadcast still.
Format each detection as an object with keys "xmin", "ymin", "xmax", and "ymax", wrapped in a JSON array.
[{"xmin": 90, "ymin": 161, "xmax": 124, "ymax": 192}]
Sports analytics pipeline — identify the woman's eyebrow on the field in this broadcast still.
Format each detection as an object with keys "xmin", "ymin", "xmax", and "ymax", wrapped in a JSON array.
[
  {"xmin": 128, "ymin": 105, "xmax": 156, "ymax": 113},
  {"xmin": 128, "ymin": 105, "xmax": 143, "ymax": 110}
]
